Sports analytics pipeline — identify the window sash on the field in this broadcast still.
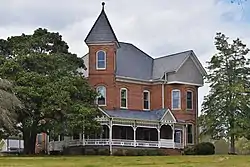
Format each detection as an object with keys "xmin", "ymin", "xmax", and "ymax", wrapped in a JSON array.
[
  {"xmin": 143, "ymin": 91, "xmax": 150, "ymax": 110},
  {"xmin": 97, "ymin": 86, "xmax": 106, "ymax": 105},
  {"xmin": 187, "ymin": 91, "xmax": 193, "ymax": 109},
  {"xmin": 120, "ymin": 89, "xmax": 127, "ymax": 108},
  {"xmin": 172, "ymin": 90, "xmax": 180, "ymax": 109},
  {"xmin": 96, "ymin": 51, "xmax": 106, "ymax": 69}
]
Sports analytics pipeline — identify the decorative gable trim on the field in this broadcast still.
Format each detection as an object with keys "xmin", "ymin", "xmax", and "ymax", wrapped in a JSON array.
[
  {"xmin": 160, "ymin": 108, "xmax": 177, "ymax": 123},
  {"xmin": 98, "ymin": 107, "xmax": 110, "ymax": 118}
]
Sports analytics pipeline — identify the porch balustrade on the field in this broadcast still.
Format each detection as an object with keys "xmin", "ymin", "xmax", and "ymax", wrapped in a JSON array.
[{"xmin": 49, "ymin": 138, "xmax": 183, "ymax": 151}]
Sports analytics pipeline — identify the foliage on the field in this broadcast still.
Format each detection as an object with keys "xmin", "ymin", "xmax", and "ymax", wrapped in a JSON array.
[
  {"xmin": 184, "ymin": 145, "xmax": 196, "ymax": 155},
  {"xmin": 0, "ymin": 28, "xmax": 100, "ymax": 154},
  {"xmin": 235, "ymin": 137, "xmax": 250, "ymax": 155},
  {"xmin": 112, "ymin": 149, "xmax": 165, "ymax": 156},
  {"xmin": 196, "ymin": 142, "xmax": 215, "ymax": 155},
  {"xmin": 0, "ymin": 79, "xmax": 22, "ymax": 138},
  {"xmin": 200, "ymin": 32, "xmax": 250, "ymax": 154},
  {"xmin": 184, "ymin": 142, "xmax": 215, "ymax": 155}
]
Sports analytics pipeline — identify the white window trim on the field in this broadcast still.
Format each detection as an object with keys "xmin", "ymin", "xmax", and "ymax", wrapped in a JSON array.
[
  {"xmin": 143, "ymin": 90, "xmax": 150, "ymax": 110},
  {"xmin": 96, "ymin": 50, "xmax": 106, "ymax": 70},
  {"xmin": 96, "ymin": 86, "xmax": 106, "ymax": 106},
  {"xmin": 120, "ymin": 88, "xmax": 128, "ymax": 109},
  {"xmin": 186, "ymin": 90, "xmax": 193, "ymax": 110},
  {"xmin": 171, "ymin": 89, "xmax": 181, "ymax": 110}
]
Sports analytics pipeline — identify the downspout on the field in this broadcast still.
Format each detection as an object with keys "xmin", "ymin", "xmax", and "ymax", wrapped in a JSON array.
[{"xmin": 161, "ymin": 73, "xmax": 168, "ymax": 109}]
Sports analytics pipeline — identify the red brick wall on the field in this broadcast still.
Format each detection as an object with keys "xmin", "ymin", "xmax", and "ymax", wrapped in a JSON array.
[
  {"xmin": 87, "ymin": 44, "xmax": 198, "ymax": 136},
  {"xmin": 88, "ymin": 44, "xmax": 117, "ymax": 110}
]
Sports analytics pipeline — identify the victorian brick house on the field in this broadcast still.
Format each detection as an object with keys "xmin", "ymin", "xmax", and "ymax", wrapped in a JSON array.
[{"xmin": 49, "ymin": 3, "xmax": 206, "ymax": 154}]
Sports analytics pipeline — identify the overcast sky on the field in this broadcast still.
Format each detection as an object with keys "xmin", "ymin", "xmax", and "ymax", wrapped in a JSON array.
[{"xmin": 0, "ymin": 0, "xmax": 249, "ymax": 113}]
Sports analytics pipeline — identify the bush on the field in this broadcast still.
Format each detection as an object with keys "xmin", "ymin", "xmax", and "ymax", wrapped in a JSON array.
[
  {"xmin": 125, "ymin": 149, "xmax": 137, "ymax": 156},
  {"xmin": 98, "ymin": 149, "xmax": 110, "ymax": 155},
  {"xmin": 184, "ymin": 142, "xmax": 215, "ymax": 155},
  {"xmin": 195, "ymin": 142, "xmax": 215, "ymax": 155},
  {"xmin": 184, "ymin": 145, "xmax": 196, "ymax": 155},
  {"xmin": 113, "ymin": 149, "xmax": 126, "ymax": 156}
]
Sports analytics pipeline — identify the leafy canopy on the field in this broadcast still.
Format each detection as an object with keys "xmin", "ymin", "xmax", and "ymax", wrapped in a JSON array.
[
  {"xmin": 0, "ymin": 28, "xmax": 100, "ymax": 153},
  {"xmin": 200, "ymin": 32, "xmax": 250, "ymax": 153}
]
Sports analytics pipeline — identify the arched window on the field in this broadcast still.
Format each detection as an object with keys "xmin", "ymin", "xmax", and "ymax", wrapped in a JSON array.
[
  {"xmin": 120, "ymin": 88, "xmax": 128, "ymax": 108},
  {"xmin": 143, "ymin": 90, "xmax": 150, "ymax": 110},
  {"xmin": 96, "ymin": 86, "xmax": 106, "ymax": 106},
  {"xmin": 172, "ymin": 89, "xmax": 181, "ymax": 110},
  {"xmin": 96, "ymin": 50, "xmax": 106, "ymax": 69}
]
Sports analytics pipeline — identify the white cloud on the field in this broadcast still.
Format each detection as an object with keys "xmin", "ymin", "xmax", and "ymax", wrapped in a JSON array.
[{"xmin": 0, "ymin": 0, "xmax": 250, "ymax": 113}]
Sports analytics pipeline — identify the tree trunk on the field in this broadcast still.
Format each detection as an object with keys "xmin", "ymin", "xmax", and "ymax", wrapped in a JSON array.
[
  {"xmin": 23, "ymin": 128, "xmax": 37, "ymax": 154},
  {"xmin": 229, "ymin": 134, "xmax": 236, "ymax": 154}
]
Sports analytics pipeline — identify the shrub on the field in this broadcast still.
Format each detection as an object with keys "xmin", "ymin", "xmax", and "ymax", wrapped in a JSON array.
[
  {"xmin": 195, "ymin": 142, "xmax": 215, "ymax": 155},
  {"xmin": 125, "ymin": 149, "xmax": 137, "ymax": 156},
  {"xmin": 137, "ymin": 149, "xmax": 147, "ymax": 156},
  {"xmin": 113, "ymin": 149, "xmax": 126, "ymax": 156},
  {"xmin": 98, "ymin": 149, "xmax": 110, "ymax": 155},
  {"xmin": 184, "ymin": 145, "xmax": 196, "ymax": 155}
]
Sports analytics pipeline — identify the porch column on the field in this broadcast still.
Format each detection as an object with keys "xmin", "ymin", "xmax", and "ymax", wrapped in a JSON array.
[
  {"xmin": 183, "ymin": 125, "xmax": 186, "ymax": 147},
  {"xmin": 58, "ymin": 135, "xmax": 61, "ymax": 141},
  {"xmin": 133, "ymin": 121, "xmax": 136, "ymax": 147},
  {"xmin": 82, "ymin": 132, "xmax": 85, "ymax": 146},
  {"xmin": 172, "ymin": 124, "xmax": 175, "ymax": 149},
  {"xmin": 157, "ymin": 125, "xmax": 160, "ymax": 148},
  {"xmin": 109, "ymin": 119, "xmax": 113, "ymax": 155}
]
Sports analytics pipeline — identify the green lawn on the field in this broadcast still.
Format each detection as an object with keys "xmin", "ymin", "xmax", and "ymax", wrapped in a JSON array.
[{"xmin": 0, "ymin": 156, "xmax": 249, "ymax": 167}]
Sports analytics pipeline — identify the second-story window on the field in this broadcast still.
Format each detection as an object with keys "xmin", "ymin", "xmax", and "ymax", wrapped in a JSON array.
[
  {"xmin": 96, "ymin": 50, "xmax": 106, "ymax": 69},
  {"xmin": 96, "ymin": 86, "xmax": 106, "ymax": 106},
  {"xmin": 143, "ymin": 90, "xmax": 150, "ymax": 110},
  {"xmin": 172, "ymin": 89, "xmax": 181, "ymax": 110},
  {"xmin": 187, "ymin": 91, "xmax": 193, "ymax": 110},
  {"xmin": 120, "ymin": 88, "xmax": 127, "ymax": 108}
]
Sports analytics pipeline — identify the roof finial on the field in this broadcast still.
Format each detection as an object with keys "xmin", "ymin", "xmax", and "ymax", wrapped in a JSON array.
[{"xmin": 102, "ymin": 2, "xmax": 105, "ymax": 10}]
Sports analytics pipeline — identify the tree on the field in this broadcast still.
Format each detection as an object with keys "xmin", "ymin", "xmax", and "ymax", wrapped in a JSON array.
[
  {"xmin": 200, "ymin": 32, "xmax": 250, "ymax": 154},
  {"xmin": 0, "ymin": 28, "xmax": 100, "ymax": 154},
  {"xmin": 0, "ymin": 79, "xmax": 22, "ymax": 138}
]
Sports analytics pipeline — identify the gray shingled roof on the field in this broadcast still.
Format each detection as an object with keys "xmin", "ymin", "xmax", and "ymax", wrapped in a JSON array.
[
  {"xmin": 115, "ymin": 43, "xmax": 193, "ymax": 80},
  {"xmin": 104, "ymin": 109, "xmax": 167, "ymax": 121},
  {"xmin": 152, "ymin": 50, "xmax": 192, "ymax": 79},
  {"xmin": 116, "ymin": 42, "xmax": 153, "ymax": 80},
  {"xmin": 84, "ymin": 8, "xmax": 119, "ymax": 45}
]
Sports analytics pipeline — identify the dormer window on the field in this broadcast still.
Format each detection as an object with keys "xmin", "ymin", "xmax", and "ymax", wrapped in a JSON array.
[
  {"xmin": 172, "ymin": 89, "xmax": 181, "ymax": 110},
  {"xmin": 96, "ymin": 50, "xmax": 106, "ymax": 70},
  {"xmin": 96, "ymin": 86, "xmax": 106, "ymax": 106}
]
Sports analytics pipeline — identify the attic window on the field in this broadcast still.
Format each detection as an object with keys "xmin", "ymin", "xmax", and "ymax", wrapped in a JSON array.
[{"xmin": 96, "ymin": 50, "xmax": 106, "ymax": 70}]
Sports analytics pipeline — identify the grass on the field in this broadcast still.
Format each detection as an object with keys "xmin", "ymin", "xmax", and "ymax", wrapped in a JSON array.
[{"xmin": 0, "ymin": 155, "xmax": 249, "ymax": 167}]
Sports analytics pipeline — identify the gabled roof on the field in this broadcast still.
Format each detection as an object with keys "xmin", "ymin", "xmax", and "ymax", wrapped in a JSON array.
[
  {"xmin": 152, "ymin": 50, "xmax": 192, "ymax": 79},
  {"xmin": 84, "ymin": 3, "xmax": 119, "ymax": 46}
]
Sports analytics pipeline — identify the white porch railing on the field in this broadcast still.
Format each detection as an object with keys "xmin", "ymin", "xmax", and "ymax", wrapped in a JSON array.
[{"xmin": 49, "ymin": 139, "xmax": 184, "ymax": 151}]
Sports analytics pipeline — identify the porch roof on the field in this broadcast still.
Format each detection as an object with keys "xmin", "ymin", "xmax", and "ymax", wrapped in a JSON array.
[{"xmin": 102, "ymin": 108, "xmax": 167, "ymax": 121}]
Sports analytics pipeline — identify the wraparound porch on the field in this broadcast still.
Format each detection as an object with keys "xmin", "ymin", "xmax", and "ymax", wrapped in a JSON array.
[{"xmin": 48, "ymin": 108, "xmax": 193, "ymax": 153}]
